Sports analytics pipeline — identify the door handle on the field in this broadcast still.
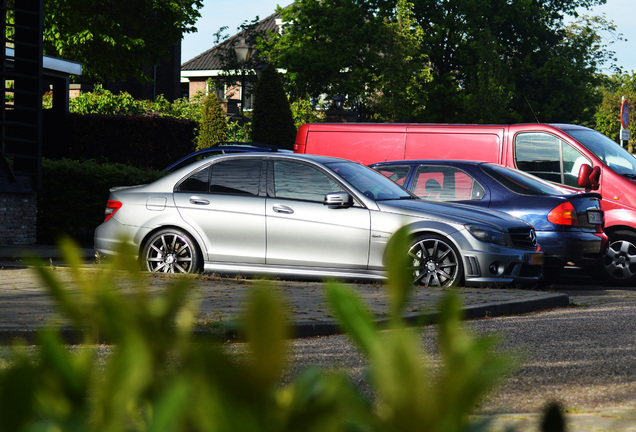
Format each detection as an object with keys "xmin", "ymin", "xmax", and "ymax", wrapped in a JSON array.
[
  {"xmin": 189, "ymin": 197, "xmax": 210, "ymax": 205},
  {"xmin": 273, "ymin": 204, "xmax": 294, "ymax": 214}
]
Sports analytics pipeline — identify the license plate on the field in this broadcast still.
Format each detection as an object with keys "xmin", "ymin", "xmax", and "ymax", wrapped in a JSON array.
[
  {"xmin": 587, "ymin": 210, "xmax": 603, "ymax": 225},
  {"xmin": 528, "ymin": 253, "xmax": 544, "ymax": 265}
]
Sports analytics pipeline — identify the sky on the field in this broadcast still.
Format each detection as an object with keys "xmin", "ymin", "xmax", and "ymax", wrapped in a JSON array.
[{"xmin": 181, "ymin": 0, "xmax": 636, "ymax": 73}]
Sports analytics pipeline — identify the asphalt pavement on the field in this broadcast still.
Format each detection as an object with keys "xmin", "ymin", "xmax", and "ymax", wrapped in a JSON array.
[{"xmin": 0, "ymin": 243, "xmax": 569, "ymax": 343}]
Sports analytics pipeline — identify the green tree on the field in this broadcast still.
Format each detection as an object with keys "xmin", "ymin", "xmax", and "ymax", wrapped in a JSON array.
[
  {"xmin": 196, "ymin": 93, "xmax": 228, "ymax": 150},
  {"xmin": 251, "ymin": 64, "xmax": 297, "ymax": 150},
  {"xmin": 595, "ymin": 73, "xmax": 636, "ymax": 152},
  {"xmin": 261, "ymin": 0, "xmax": 617, "ymax": 124},
  {"xmin": 259, "ymin": 0, "xmax": 385, "ymax": 102},
  {"xmin": 290, "ymin": 97, "xmax": 326, "ymax": 130},
  {"xmin": 370, "ymin": 0, "xmax": 432, "ymax": 121},
  {"xmin": 43, "ymin": 0, "xmax": 203, "ymax": 82},
  {"xmin": 407, "ymin": 0, "xmax": 614, "ymax": 123}
]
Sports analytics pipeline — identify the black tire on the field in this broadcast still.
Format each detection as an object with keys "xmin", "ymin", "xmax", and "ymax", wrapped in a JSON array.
[
  {"xmin": 142, "ymin": 228, "xmax": 201, "ymax": 274},
  {"xmin": 408, "ymin": 234, "xmax": 464, "ymax": 287},
  {"xmin": 602, "ymin": 230, "xmax": 636, "ymax": 286}
]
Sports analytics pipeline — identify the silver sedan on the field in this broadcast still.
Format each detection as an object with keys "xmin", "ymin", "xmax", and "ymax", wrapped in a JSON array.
[{"xmin": 94, "ymin": 153, "xmax": 543, "ymax": 287}]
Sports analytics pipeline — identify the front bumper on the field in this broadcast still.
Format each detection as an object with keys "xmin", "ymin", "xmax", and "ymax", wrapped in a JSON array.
[{"xmin": 463, "ymin": 249, "xmax": 543, "ymax": 286}]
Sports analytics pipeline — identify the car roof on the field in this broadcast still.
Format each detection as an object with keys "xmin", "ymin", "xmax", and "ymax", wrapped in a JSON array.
[
  {"xmin": 164, "ymin": 142, "xmax": 294, "ymax": 172},
  {"xmin": 172, "ymin": 151, "xmax": 352, "ymax": 172},
  {"xmin": 371, "ymin": 159, "xmax": 489, "ymax": 167}
]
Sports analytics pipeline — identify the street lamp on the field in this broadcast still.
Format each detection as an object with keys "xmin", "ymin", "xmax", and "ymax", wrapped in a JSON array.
[{"xmin": 234, "ymin": 39, "xmax": 252, "ymax": 112}]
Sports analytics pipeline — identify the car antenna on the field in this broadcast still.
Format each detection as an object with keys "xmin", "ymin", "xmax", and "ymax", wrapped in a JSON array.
[{"xmin": 525, "ymin": 96, "xmax": 540, "ymax": 123}]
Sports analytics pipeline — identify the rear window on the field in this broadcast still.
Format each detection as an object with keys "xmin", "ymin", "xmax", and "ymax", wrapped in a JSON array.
[{"xmin": 480, "ymin": 164, "xmax": 565, "ymax": 196}]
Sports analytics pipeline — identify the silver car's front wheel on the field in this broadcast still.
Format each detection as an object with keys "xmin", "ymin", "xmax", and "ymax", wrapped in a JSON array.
[
  {"xmin": 142, "ymin": 229, "xmax": 201, "ymax": 274},
  {"xmin": 408, "ymin": 234, "xmax": 463, "ymax": 287}
]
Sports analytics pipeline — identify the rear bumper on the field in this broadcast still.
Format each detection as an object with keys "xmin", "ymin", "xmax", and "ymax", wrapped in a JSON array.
[{"xmin": 538, "ymin": 230, "xmax": 607, "ymax": 267}]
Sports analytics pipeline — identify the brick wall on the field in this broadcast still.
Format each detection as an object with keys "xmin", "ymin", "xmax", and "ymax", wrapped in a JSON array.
[{"xmin": 0, "ymin": 193, "xmax": 37, "ymax": 245}]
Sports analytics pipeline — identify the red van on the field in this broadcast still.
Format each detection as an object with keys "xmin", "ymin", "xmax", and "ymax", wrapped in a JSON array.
[{"xmin": 294, "ymin": 122, "xmax": 636, "ymax": 285}]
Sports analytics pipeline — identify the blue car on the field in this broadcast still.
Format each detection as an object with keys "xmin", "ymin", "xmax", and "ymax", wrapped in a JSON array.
[
  {"xmin": 164, "ymin": 142, "xmax": 291, "ymax": 172},
  {"xmin": 370, "ymin": 160, "xmax": 607, "ymax": 279}
]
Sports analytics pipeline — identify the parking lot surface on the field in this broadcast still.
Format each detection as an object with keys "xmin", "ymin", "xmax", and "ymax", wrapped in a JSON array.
[
  {"xmin": 0, "ymin": 244, "xmax": 568, "ymax": 342},
  {"xmin": 2, "ymin": 244, "xmax": 635, "ymax": 431}
]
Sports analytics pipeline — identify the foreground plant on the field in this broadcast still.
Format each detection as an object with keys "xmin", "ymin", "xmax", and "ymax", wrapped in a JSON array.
[{"xmin": 0, "ymin": 232, "xmax": 514, "ymax": 431}]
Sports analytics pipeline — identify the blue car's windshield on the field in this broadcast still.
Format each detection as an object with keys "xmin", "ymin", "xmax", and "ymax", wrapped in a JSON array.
[
  {"xmin": 481, "ymin": 164, "xmax": 567, "ymax": 196},
  {"xmin": 565, "ymin": 129, "xmax": 636, "ymax": 177},
  {"xmin": 326, "ymin": 161, "xmax": 413, "ymax": 200}
]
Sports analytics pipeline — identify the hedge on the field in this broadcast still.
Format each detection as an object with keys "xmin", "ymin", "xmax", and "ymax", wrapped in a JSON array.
[
  {"xmin": 46, "ymin": 113, "xmax": 197, "ymax": 170},
  {"xmin": 37, "ymin": 159, "xmax": 165, "ymax": 246}
]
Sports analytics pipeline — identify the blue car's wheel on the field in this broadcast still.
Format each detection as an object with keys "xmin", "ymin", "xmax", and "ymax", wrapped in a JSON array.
[
  {"xmin": 408, "ymin": 234, "xmax": 463, "ymax": 287},
  {"xmin": 142, "ymin": 229, "xmax": 201, "ymax": 274}
]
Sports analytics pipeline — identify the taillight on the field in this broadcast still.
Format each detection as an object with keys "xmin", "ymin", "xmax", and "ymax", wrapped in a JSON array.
[
  {"xmin": 104, "ymin": 200, "xmax": 122, "ymax": 222},
  {"xmin": 547, "ymin": 202, "xmax": 578, "ymax": 226}
]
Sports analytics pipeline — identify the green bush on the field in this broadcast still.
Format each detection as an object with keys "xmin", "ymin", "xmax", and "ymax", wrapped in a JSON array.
[
  {"xmin": 69, "ymin": 84, "xmax": 205, "ymax": 121},
  {"xmin": 0, "ymin": 230, "xmax": 520, "ymax": 432},
  {"xmin": 37, "ymin": 159, "xmax": 164, "ymax": 246}
]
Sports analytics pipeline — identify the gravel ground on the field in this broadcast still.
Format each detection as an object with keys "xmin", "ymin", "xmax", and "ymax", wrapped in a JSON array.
[{"xmin": 265, "ymin": 280, "xmax": 636, "ymax": 418}]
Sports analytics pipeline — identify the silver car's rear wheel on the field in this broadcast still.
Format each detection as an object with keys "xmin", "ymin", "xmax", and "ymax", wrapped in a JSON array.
[
  {"xmin": 408, "ymin": 234, "xmax": 463, "ymax": 287},
  {"xmin": 142, "ymin": 229, "xmax": 201, "ymax": 274}
]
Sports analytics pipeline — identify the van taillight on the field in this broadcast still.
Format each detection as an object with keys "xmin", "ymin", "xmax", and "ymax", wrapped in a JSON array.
[
  {"xmin": 104, "ymin": 200, "xmax": 122, "ymax": 222},
  {"xmin": 547, "ymin": 202, "xmax": 578, "ymax": 226}
]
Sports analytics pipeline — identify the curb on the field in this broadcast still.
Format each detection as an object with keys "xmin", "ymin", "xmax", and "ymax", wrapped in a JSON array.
[{"xmin": 0, "ymin": 293, "xmax": 569, "ymax": 345}]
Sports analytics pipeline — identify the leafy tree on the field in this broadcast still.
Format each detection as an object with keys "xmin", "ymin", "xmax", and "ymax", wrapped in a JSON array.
[
  {"xmin": 43, "ymin": 0, "xmax": 203, "ymax": 82},
  {"xmin": 259, "ymin": 0, "xmax": 385, "ymax": 103},
  {"xmin": 197, "ymin": 93, "xmax": 228, "ymax": 150},
  {"xmin": 260, "ymin": 0, "xmax": 618, "ymax": 124},
  {"xmin": 407, "ymin": 0, "xmax": 616, "ymax": 123},
  {"xmin": 370, "ymin": 0, "xmax": 432, "ymax": 121},
  {"xmin": 594, "ymin": 73, "xmax": 636, "ymax": 152},
  {"xmin": 290, "ymin": 97, "xmax": 326, "ymax": 129},
  {"xmin": 251, "ymin": 64, "xmax": 297, "ymax": 149}
]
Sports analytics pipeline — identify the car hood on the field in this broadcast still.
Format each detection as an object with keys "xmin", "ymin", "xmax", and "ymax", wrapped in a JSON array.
[{"xmin": 377, "ymin": 199, "xmax": 530, "ymax": 230}]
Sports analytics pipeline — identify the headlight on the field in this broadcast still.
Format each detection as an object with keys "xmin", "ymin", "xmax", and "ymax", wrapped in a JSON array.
[{"xmin": 466, "ymin": 224, "xmax": 508, "ymax": 246}]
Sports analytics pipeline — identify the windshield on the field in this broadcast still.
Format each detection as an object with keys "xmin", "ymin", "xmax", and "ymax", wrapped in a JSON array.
[
  {"xmin": 481, "ymin": 164, "xmax": 567, "ymax": 196},
  {"xmin": 565, "ymin": 129, "xmax": 636, "ymax": 176},
  {"xmin": 326, "ymin": 161, "xmax": 413, "ymax": 200}
]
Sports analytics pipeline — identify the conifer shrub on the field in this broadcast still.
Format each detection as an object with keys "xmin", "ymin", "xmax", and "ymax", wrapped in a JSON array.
[
  {"xmin": 251, "ymin": 64, "xmax": 297, "ymax": 150},
  {"xmin": 196, "ymin": 93, "xmax": 229, "ymax": 150}
]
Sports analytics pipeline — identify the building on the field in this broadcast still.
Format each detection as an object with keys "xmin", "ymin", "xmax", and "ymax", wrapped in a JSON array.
[{"xmin": 180, "ymin": 10, "xmax": 283, "ymax": 114}]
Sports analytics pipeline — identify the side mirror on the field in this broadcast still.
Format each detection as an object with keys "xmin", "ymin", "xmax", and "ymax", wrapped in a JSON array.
[
  {"xmin": 577, "ymin": 164, "xmax": 600, "ymax": 190},
  {"xmin": 324, "ymin": 191, "xmax": 353, "ymax": 208}
]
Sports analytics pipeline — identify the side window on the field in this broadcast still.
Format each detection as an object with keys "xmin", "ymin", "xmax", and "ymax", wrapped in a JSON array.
[
  {"xmin": 209, "ymin": 159, "xmax": 261, "ymax": 195},
  {"xmin": 515, "ymin": 132, "xmax": 591, "ymax": 188},
  {"xmin": 273, "ymin": 160, "xmax": 343, "ymax": 202},
  {"xmin": 373, "ymin": 165, "xmax": 412, "ymax": 186},
  {"xmin": 177, "ymin": 167, "xmax": 210, "ymax": 192},
  {"xmin": 411, "ymin": 165, "xmax": 485, "ymax": 201},
  {"xmin": 515, "ymin": 132, "xmax": 562, "ymax": 183},
  {"xmin": 562, "ymin": 144, "xmax": 591, "ymax": 187}
]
